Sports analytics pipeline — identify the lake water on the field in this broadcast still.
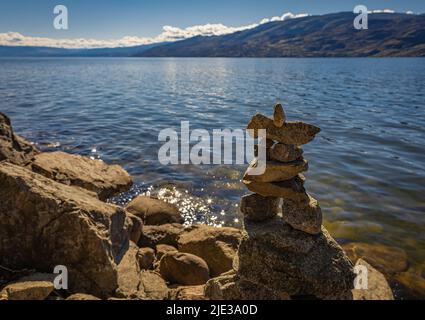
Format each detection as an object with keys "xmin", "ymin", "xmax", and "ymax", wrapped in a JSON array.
[{"xmin": 0, "ymin": 57, "xmax": 424, "ymax": 298}]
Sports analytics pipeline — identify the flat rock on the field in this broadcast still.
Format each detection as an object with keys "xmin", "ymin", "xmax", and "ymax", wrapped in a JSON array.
[
  {"xmin": 31, "ymin": 151, "xmax": 132, "ymax": 201},
  {"xmin": 273, "ymin": 104, "xmax": 286, "ymax": 127},
  {"xmin": 178, "ymin": 225, "xmax": 243, "ymax": 277},
  {"xmin": 244, "ymin": 158, "xmax": 308, "ymax": 183},
  {"xmin": 238, "ymin": 217, "xmax": 355, "ymax": 299},
  {"xmin": 0, "ymin": 162, "xmax": 138, "ymax": 297},
  {"xmin": 270, "ymin": 143, "xmax": 303, "ymax": 163},
  {"xmin": 138, "ymin": 223, "xmax": 185, "ymax": 248},
  {"xmin": 247, "ymin": 113, "xmax": 320, "ymax": 146},
  {"xmin": 126, "ymin": 196, "xmax": 183, "ymax": 225},
  {"xmin": 343, "ymin": 242, "xmax": 409, "ymax": 276},
  {"xmin": 240, "ymin": 193, "xmax": 279, "ymax": 222},
  {"xmin": 156, "ymin": 244, "xmax": 178, "ymax": 261},
  {"xmin": 0, "ymin": 280, "xmax": 54, "ymax": 300},
  {"xmin": 0, "ymin": 112, "xmax": 39, "ymax": 166},
  {"xmin": 281, "ymin": 195, "xmax": 323, "ymax": 235},
  {"xmin": 137, "ymin": 247, "xmax": 155, "ymax": 270},
  {"xmin": 66, "ymin": 293, "xmax": 101, "ymax": 300},
  {"xmin": 168, "ymin": 285, "xmax": 206, "ymax": 300},
  {"xmin": 352, "ymin": 259, "xmax": 394, "ymax": 300},
  {"xmin": 159, "ymin": 252, "xmax": 210, "ymax": 286},
  {"xmin": 243, "ymin": 175, "xmax": 310, "ymax": 203},
  {"xmin": 139, "ymin": 271, "xmax": 169, "ymax": 300}
]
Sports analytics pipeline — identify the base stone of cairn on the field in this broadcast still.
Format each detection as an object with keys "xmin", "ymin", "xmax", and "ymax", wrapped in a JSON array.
[{"xmin": 205, "ymin": 104, "xmax": 355, "ymax": 300}]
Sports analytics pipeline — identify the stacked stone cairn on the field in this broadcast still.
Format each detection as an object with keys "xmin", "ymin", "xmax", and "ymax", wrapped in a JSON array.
[
  {"xmin": 242, "ymin": 104, "xmax": 322, "ymax": 234},
  {"xmin": 205, "ymin": 105, "xmax": 355, "ymax": 300}
]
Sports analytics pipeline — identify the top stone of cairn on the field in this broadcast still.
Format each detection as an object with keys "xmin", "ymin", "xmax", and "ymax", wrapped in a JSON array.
[{"xmin": 247, "ymin": 107, "xmax": 320, "ymax": 146}]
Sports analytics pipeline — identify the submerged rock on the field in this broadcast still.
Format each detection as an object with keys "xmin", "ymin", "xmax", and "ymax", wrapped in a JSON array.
[
  {"xmin": 352, "ymin": 259, "xmax": 394, "ymax": 300},
  {"xmin": 343, "ymin": 242, "xmax": 409, "ymax": 276},
  {"xmin": 0, "ymin": 112, "xmax": 39, "ymax": 166},
  {"xmin": 126, "ymin": 196, "xmax": 183, "ymax": 225},
  {"xmin": 159, "ymin": 252, "xmax": 210, "ymax": 286},
  {"xmin": 0, "ymin": 162, "xmax": 138, "ymax": 297},
  {"xmin": 177, "ymin": 225, "xmax": 243, "ymax": 277},
  {"xmin": 30, "ymin": 151, "xmax": 132, "ymax": 201}
]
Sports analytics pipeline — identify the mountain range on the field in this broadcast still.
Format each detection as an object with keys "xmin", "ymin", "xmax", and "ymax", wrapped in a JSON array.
[{"xmin": 1, "ymin": 12, "xmax": 424, "ymax": 57}]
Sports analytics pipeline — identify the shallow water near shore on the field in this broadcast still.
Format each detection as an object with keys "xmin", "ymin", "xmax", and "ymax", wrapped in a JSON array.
[{"xmin": 0, "ymin": 57, "xmax": 424, "ymax": 298}]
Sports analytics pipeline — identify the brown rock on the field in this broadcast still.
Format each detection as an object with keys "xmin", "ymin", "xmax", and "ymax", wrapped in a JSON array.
[
  {"xmin": 343, "ymin": 242, "xmax": 409, "ymax": 276},
  {"xmin": 0, "ymin": 113, "xmax": 39, "ymax": 166},
  {"xmin": 244, "ymin": 158, "xmax": 308, "ymax": 183},
  {"xmin": 240, "ymin": 193, "xmax": 279, "ymax": 222},
  {"xmin": 273, "ymin": 104, "xmax": 286, "ymax": 127},
  {"xmin": 178, "ymin": 225, "xmax": 243, "ymax": 277},
  {"xmin": 137, "ymin": 247, "xmax": 155, "ymax": 270},
  {"xmin": 394, "ymin": 270, "xmax": 425, "ymax": 298},
  {"xmin": 247, "ymin": 113, "xmax": 320, "ymax": 146},
  {"xmin": 159, "ymin": 252, "xmax": 210, "ymax": 285},
  {"xmin": 139, "ymin": 271, "xmax": 169, "ymax": 300},
  {"xmin": 0, "ymin": 162, "xmax": 138, "ymax": 297},
  {"xmin": 168, "ymin": 285, "xmax": 206, "ymax": 300},
  {"xmin": 352, "ymin": 259, "xmax": 394, "ymax": 300},
  {"xmin": 138, "ymin": 223, "xmax": 185, "ymax": 248},
  {"xmin": 126, "ymin": 196, "xmax": 183, "ymax": 225},
  {"xmin": 127, "ymin": 213, "xmax": 143, "ymax": 244},
  {"xmin": 238, "ymin": 217, "xmax": 355, "ymax": 299},
  {"xmin": 115, "ymin": 242, "xmax": 144, "ymax": 299},
  {"xmin": 0, "ymin": 281, "xmax": 53, "ymax": 300},
  {"xmin": 281, "ymin": 195, "xmax": 323, "ymax": 235},
  {"xmin": 243, "ymin": 175, "xmax": 309, "ymax": 203},
  {"xmin": 270, "ymin": 143, "xmax": 303, "ymax": 163},
  {"xmin": 30, "ymin": 151, "xmax": 132, "ymax": 200},
  {"xmin": 66, "ymin": 293, "xmax": 101, "ymax": 300},
  {"xmin": 156, "ymin": 244, "xmax": 178, "ymax": 261}
]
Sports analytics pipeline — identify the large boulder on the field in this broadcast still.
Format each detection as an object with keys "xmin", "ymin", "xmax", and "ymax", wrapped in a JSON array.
[
  {"xmin": 139, "ymin": 271, "xmax": 169, "ymax": 300},
  {"xmin": 0, "ymin": 112, "xmax": 39, "ymax": 165},
  {"xmin": 0, "ymin": 162, "xmax": 139, "ymax": 298},
  {"xmin": 126, "ymin": 196, "xmax": 183, "ymax": 225},
  {"xmin": 343, "ymin": 242, "xmax": 409, "ymax": 276},
  {"xmin": 352, "ymin": 259, "xmax": 394, "ymax": 300},
  {"xmin": 138, "ymin": 223, "xmax": 185, "ymax": 248},
  {"xmin": 159, "ymin": 252, "xmax": 210, "ymax": 285},
  {"xmin": 30, "ymin": 151, "xmax": 132, "ymax": 200},
  {"xmin": 237, "ymin": 217, "xmax": 355, "ymax": 299},
  {"xmin": 0, "ymin": 272, "xmax": 55, "ymax": 301},
  {"xmin": 177, "ymin": 225, "xmax": 243, "ymax": 277}
]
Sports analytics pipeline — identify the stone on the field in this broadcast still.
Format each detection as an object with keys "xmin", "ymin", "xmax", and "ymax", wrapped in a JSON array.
[
  {"xmin": 168, "ymin": 285, "xmax": 206, "ymax": 300},
  {"xmin": 156, "ymin": 244, "xmax": 178, "ymax": 261},
  {"xmin": 0, "ymin": 112, "xmax": 39, "ymax": 166},
  {"xmin": 240, "ymin": 193, "xmax": 279, "ymax": 222},
  {"xmin": 30, "ymin": 151, "xmax": 133, "ymax": 201},
  {"xmin": 0, "ymin": 162, "xmax": 138, "ymax": 298},
  {"xmin": 205, "ymin": 271, "xmax": 290, "ymax": 300},
  {"xmin": 281, "ymin": 195, "xmax": 323, "ymax": 235},
  {"xmin": 127, "ymin": 213, "xmax": 143, "ymax": 244},
  {"xmin": 394, "ymin": 270, "xmax": 425, "ymax": 298},
  {"xmin": 139, "ymin": 271, "xmax": 169, "ymax": 300},
  {"xmin": 343, "ymin": 242, "xmax": 409, "ymax": 276},
  {"xmin": 66, "ymin": 293, "xmax": 101, "ymax": 300},
  {"xmin": 115, "ymin": 242, "xmax": 144, "ymax": 299},
  {"xmin": 138, "ymin": 223, "xmax": 185, "ymax": 248},
  {"xmin": 247, "ymin": 113, "xmax": 321, "ymax": 146},
  {"xmin": 244, "ymin": 158, "xmax": 308, "ymax": 183},
  {"xmin": 126, "ymin": 196, "xmax": 183, "ymax": 225},
  {"xmin": 178, "ymin": 225, "xmax": 243, "ymax": 277},
  {"xmin": 159, "ymin": 252, "xmax": 210, "ymax": 286},
  {"xmin": 270, "ymin": 143, "xmax": 303, "ymax": 163},
  {"xmin": 137, "ymin": 247, "xmax": 155, "ymax": 270},
  {"xmin": 238, "ymin": 217, "xmax": 355, "ymax": 299},
  {"xmin": 243, "ymin": 175, "xmax": 310, "ymax": 204},
  {"xmin": 273, "ymin": 104, "xmax": 286, "ymax": 127},
  {"xmin": 352, "ymin": 259, "xmax": 394, "ymax": 300},
  {"xmin": 0, "ymin": 280, "xmax": 54, "ymax": 300}
]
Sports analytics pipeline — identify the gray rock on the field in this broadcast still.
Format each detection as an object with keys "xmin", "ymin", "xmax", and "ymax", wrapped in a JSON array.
[
  {"xmin": 240, "ymin": 193, "xmax": 279, "ymax": 222},
  {"xmin": 281, "ymin": 195, "xmax": 322, "ymax": 235},
  {"xmin": 270, "ymin": 143, "xmax": 303, "ymax": 163}
]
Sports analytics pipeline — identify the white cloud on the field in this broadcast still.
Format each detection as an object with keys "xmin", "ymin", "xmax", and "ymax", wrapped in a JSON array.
[{"xmin": 368, "ymin": 9, "xmax": 396, "ymax": 14}]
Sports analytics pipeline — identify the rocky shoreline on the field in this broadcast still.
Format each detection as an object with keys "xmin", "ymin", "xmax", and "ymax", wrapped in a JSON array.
[{"xmin": 0, "ymin": 110, "xmax": 395, "ymax": 300}]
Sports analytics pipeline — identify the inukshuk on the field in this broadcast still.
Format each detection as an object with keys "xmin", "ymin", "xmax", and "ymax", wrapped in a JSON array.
[
  {"xmin": 242, "ymin": 104, "xmax": 321, "ymax": 234},
  {"xmin": 205, "ymin": 104, "xmax": 355, "ymax": 300}
]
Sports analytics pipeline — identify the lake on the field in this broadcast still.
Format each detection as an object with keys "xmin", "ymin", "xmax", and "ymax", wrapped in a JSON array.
[{"xmin": 0, "ymin": 57, "xmax": 424, "ymax": 298}]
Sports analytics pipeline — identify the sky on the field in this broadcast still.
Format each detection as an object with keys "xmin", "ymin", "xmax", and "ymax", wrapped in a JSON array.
[{"xmin": 0, "ymin": 0, "xmax": 423, "ymax": 48}]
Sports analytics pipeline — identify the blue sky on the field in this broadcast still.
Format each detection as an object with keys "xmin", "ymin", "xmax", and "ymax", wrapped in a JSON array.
[{"xmin": 0, "ymin": 0, "xmax": 423, "ymax": 48}]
